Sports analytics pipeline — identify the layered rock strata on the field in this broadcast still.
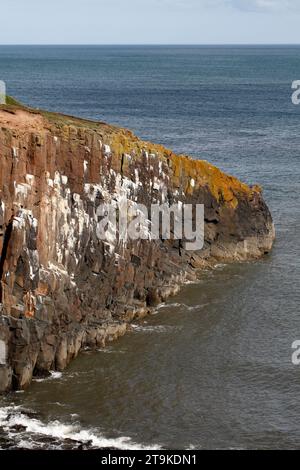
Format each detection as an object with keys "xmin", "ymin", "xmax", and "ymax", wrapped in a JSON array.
[{"xmin": 0, "ymin": 101, "xmax": 275, "ymax": 391}]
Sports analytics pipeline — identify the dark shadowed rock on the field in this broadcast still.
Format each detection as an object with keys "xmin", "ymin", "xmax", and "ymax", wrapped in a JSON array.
[{"xmin": 0, "ymin": 102, "xmax": 275, "ymax": 392}]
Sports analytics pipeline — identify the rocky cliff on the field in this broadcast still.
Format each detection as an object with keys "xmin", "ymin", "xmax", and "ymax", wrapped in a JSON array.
[{"xmin": 0, "ymin": 100, "xmax": 275, "ymax": 392}]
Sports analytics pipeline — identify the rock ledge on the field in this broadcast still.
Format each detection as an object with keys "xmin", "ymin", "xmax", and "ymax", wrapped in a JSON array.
[{"xmin": 0, "ymin": 101, "xmax": 275, "ymax": 391}]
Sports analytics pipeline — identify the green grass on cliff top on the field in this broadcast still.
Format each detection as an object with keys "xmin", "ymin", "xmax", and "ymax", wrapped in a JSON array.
[
  {"xmin": 1, "ymin": 95, "xmax": 110, "ymax": 132},
  {"xmin": 5, "ymin": 95, "xmax": 24, "ymax": 106}
]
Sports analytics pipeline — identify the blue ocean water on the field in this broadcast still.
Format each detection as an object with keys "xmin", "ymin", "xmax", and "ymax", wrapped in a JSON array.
[{"xmin": 0, "ymin": 46, "xmax": 300, "ymax": 449}]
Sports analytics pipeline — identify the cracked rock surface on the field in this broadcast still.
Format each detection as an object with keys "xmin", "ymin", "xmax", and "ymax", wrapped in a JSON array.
[{"xmin": 0, "ymin": 103, "xmax": 275, "ymax": 392}]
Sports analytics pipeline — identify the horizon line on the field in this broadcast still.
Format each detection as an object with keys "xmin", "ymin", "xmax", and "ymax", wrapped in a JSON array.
[{"xmin": 0, "ymin": 43, "xmax": 300, "ymax": 47}]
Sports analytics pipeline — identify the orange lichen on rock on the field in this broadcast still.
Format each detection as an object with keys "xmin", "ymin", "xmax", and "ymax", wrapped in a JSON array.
[
  {"xmin": 0, "ymin": 104, "xmax": 259, "ymax": 211},
  {"xmin": 170, "ymin": 153, "xmax": 254, "ymax": 207},
  {"xmin": 82, "ymin": 121, "xmax": 257, "ymax": 209},
  {"xmin": 0, "ymin": 100, "xmax": 274, "ymax": 392}
]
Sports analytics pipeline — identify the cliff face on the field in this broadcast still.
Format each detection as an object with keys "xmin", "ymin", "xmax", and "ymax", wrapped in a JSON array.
[{"xmin": 0, "ymin": 103, "xmax": 274, "ymax": 392}]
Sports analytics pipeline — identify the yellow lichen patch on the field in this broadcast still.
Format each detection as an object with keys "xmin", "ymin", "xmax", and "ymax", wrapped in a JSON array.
[
  {"xmin": 109, "ymin": 131, "xmax": 141, "ymax": 158},
  {"xmin": 96, "ymin": 126, "xmax": 257, "ymax": 208},
  {"xmin": 1, "ymin": 101, "xmax": 259, "ymax": 208},
  {"xmin": 170, "ymin": 153, "xmax": 255, "ymax": 207},
  {"xmin": 108, "ymin": 130, "xmax": 171, "ymax": 168}
]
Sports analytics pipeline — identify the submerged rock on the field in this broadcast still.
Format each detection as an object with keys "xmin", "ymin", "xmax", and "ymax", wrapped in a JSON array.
[{"xmin": 0, "ymin": 100, "xmax": 275, "ymax": 392}]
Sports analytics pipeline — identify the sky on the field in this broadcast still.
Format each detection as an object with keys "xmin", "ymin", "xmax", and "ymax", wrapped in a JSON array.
[{"xmin": 0, "ymin": 0, "xmax": 300, "ymax": 44}]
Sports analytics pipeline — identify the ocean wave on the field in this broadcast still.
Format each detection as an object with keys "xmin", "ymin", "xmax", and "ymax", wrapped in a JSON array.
[
  {"xmin": 0, "ymin": 406, "xmax": 161, "ymax": 450},
  {"xmin": 155, "ymin": 302, "xmax": 182, "ymax": 310},
  {"xmin": 214, "ymin": 263, "xmax": 226, "ymax": 269},
  {"xmin": 32, "ymin": 371, "xmax": 63, "ymax": 383},
  {"xmin": 96, "ymin": 347, "xmax": 126, "ymax": 354},
  {"xmin": 229, "ymin": 129, "xmax": 267, "ymax": 138},
  {"xmin": 154, "ymin": 301, "xmax": 209, "ymax": 313},
  {"xmin": 130, "ymin": 324, "xmax": 180, "ymax": 333},
  {"xmin": 186, "ymin": 444, "xmax": 197, "ymax": 450},
  {"xmin": 182, "ymin": 303, "xmax": 209, "ymax": 311}
]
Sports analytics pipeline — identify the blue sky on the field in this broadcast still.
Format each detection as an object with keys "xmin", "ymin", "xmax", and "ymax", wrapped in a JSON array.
[{"xmin": 1, "ymin": 0, "xmax": 300, "ymax": 44}]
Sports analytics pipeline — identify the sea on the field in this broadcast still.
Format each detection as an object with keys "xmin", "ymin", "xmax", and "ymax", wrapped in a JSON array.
[{"xmin": 0, "ymin": 45, "xmax": 300, "ymax": 450}]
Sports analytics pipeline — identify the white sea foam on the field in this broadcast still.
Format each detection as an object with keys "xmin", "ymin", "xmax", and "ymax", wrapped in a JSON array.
[
  {"xmin": 154, "ymin": 301, "xmax": 208, "ymax": 313},
  {"xmin": 214, "ymin": 263, "xmax": 226, "ymax": 269},
  {"xmin": 50, "ymin": 371, "xmax": 63, "ymax": 379},
  {"xmin": 0, "ymin": 406, "xmax": 161, "ymax": 450},
  {"xmin": 183, "ymin": 303, "xmax": 209, "ymax": 311},
  {"xmin": 131, "ymin": 324, "xmax": 180, "ymax": 333},
  {"xmin": 156, "ymin": 302, "xmax": 182, "ymax": 310},
  {"xmin": 184, "ymin": 279, "xmax": 201, "ymax": 285},
  {"xmin": 33, "ymin": 371, "xmax": 63, "ymax": 383},
  {"xmin": 186, "ymin": 444, "xmax": 197, "ymax": 450},
  {"xmin": 96, "ymin": 347, "xmax": 126, "ymax": 354}
]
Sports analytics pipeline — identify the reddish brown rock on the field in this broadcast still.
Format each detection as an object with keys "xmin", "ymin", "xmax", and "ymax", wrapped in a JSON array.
[{"xmin": 0, "ymin": 102, "xmax": 275, "ymax": 392}]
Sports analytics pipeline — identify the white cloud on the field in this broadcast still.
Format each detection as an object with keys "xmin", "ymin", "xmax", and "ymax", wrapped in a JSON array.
[
  {"xmin": 212, "ymin": 0, "xmax": 300, "ymax": 13},
  {"xmin": 224, "ymin": 0, "xmax": 300, "ymax": 12},
  {"xmin": 155, "ymin": 0, "xmax": 300, "ymax": 13}
]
